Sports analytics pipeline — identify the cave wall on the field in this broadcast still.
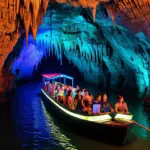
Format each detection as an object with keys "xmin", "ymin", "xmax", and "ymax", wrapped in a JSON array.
[
  {"xmin": 1, "ymin": 0, "xmax": 150, "ymax": 98},
  {"xmin": 0, "ymin": 0, "xmax": 49, "ymax": 93},
  {"xmin": 12, "ymin": 42, "xmax": 44, "ymax": 79},
  {"xmin": 115, "ymin": 0, "xmax": 150, "ymax": 38},
  {"xmin": 0, "ymin": 1, "xmax": 20, "ymax": 92},
  {"xmin": 9, "ymin": 4, "xmax": 150, "ymax": 97}
]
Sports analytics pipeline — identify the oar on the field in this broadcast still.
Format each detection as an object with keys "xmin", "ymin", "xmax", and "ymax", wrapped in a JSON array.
[{"xmin": 132, "ymin": 120, "xmax": 150, "ymax": 131}]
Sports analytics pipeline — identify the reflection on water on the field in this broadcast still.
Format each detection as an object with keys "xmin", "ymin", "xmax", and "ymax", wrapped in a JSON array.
[
  {"xmin": 12, "ymin": 83, "xmax": 77, "ymax": 150},
  {"xmin": 42, "ymin": 101, "xmax": 77, "ymax": 150},
  {"xmin": 11, "ymin": 83, "xmax": 150, "ymax": 150}
]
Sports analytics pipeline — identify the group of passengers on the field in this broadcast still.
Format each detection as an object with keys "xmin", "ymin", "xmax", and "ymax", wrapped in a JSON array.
[
  {"xmin": 44, "ymin": 83, "xmax": 128, "ymax": 115},
  {"xmin": 66, "ymin": 89, "xmax": 128, "ymax": 115}
]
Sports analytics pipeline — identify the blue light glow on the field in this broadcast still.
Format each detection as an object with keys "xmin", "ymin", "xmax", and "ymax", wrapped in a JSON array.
[{"xmin": 11, "ymin": 4, "xmax": 150, "ymax": 95}]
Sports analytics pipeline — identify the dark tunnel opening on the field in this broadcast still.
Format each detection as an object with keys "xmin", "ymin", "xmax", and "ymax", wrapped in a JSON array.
[
  {"xmin": 32, "ymin": 53, "xmax": 84, "ymax": 86},
  {"xmin": 116, "ymin": 74, "xmax": 125, "ymax": 89}
]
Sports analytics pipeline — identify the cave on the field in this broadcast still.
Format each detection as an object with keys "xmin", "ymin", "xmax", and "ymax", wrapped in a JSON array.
[
  {"xmin": 0, "ymin": 0, "xmax": 150, "ymax": 98},
  {"xmin": 1, "ymin": 0, "xmax": 150, "ymax": 149}
]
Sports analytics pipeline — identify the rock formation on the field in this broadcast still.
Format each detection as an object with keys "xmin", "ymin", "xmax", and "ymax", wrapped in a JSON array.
[
  {"xmin": 0, "ymin": 0, "xmax": 49, "ymax": 95},
  {"xmin": 10, "ymin": 3, "xmax": 150, "ymax": 98},
  {"xmin": 1, "ymin": 0, "xmax": 150, "ymax": 98}
]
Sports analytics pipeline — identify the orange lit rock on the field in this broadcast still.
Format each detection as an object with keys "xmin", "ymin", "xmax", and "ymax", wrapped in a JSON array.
[
  {"xmin": 0, "ymin": 0, "xmax": 150, "ymax": 95},
  {"xmin": 55, "ymin": 0, "xmax": 111, "ymax": 20},
  {"xmin": 109, "ymin": 0, "xmax": 150, "ymax": 37},
  {"xmin": 0, "ymin": 0, "xmax": 49, "ymax": 93}
]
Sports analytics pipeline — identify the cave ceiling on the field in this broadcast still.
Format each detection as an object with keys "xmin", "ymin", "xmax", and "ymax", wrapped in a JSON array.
[
  {"xmin": 9, "ymin": 0, "xmax": 150, "ymax": 97},
  {"xmin": 16, "ymin": 0, "xmax": 150, "ymax": 39},
  {"xmin": 1, "ymin": 0, "xmax": 150, "ymax": 95},
  {"xmin": 1, "ymin": 0, "xmax": 150, "ymax": 43}
]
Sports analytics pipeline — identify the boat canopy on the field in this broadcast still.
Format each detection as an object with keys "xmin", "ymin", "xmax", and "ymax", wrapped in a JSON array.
[
  {"xmin": 42, "ymin": 73, "xmax": 73, "ymax": 80},
  {"xmin": 42, "ymin": 73, "xmax": 74, "ymax": 95}
]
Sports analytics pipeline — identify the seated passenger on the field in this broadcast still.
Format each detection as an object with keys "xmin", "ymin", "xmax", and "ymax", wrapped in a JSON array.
[
  {"xmin": 58, "ymin": 85, "xmax": 64, "ymax": 104},
  {"xmin": 81, "ymin": 89, "xmax": 85, "ymax": 96},
  {"xmin": 66, "ymin": 90, "xmax": 75, "ymax": 110},
  {"xmin": 55, "ymin": 84, "xmax": 60, "ymax": 100},
  {"xmin": 89, "ymin": 94, "xmax": 94, "ymax": 105},
  {"xmin": 43, "ymin": 82, "xmax": 48, "ymax": 92},
  {"xmin": 54, "ymin": 83, "xmax": 57, "ymax": 94},
  {"xmin": 92, "ymin": 94, "xmax": 101, "ymax": 114},
  {"xmin": 76, "ymin": 85, "xmax": 80, "ymax": 90},
  {"xmin": 74, "ymin": 90, "xmax": 83, "ymax": 110},
  {"xmin": 82, "ymin": 90, "xmax": 89, "ymax": 101},
  {"xmin": 68, "ymin": 86, "xmax": 72, "ymax": 91},
  {"xmin": 115, "ymin": 95, "xmax": 128, "ymax": 113},
  {"xmin": 72, "ymin": 88, "xmax": 77, "ymax": 98},
  {"xmin": 49, "ymin": 82, "xmax": 53, "ymax": 96},
  {"xmin": 63, "ymin": 85, "xmax": 68, "ymax": 96},
  {"xmin": 93, "ymin": 94, "xmax": 101, "ymax": 105},
  {"xmin": 101, "ymin": 94, "xmax": 114, "ymax": 113},
  {"xmin": 82, "ymin": 90, "xmax": 92, "ymax": 114}
]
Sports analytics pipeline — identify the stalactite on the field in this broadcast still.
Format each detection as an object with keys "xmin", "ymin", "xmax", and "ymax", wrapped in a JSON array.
[
  {"xmin": 91, "ymin": 6, "xmax": 97, "ymax": 22},
  {"xmin": 16, "ymin": 0, "xmax": 20, "ymax": 14},
  {"xmin": 105, "ymin": 4, "xmax": 116, "ymax": 25},
  {"xmin": 55, "ymin": 0, "xmax": 111, "ymax": 21},
  {"xmin": 2, "ymin": 0, "xmax": 150, "ymax": 49},
  {"xmin": 24, "ymin": 12, "xmax": 32, "ymax": 45},
  {"xmin": 31, "ymin": 25, "xmax": 38, "ymax": 40},
  {"xmin": 43, "ymin": 0, "xmax": 50, "ymax": 13},
  {"xmin": 3, "ymin": 0, "xmax": 49, "ymax": 45}
]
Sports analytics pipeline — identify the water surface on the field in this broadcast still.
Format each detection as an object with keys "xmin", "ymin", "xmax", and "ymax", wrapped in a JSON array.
[{"xmin": 10, "ymin": 82, "xmax": 150, "ymax": 150}]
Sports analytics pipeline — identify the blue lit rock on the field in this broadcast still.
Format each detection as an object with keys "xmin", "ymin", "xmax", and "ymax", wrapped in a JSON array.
[
  {"xmin": 10, "ymin": 4, "xmax": 150, "ymax": 96},
  {"xmin": 12, "ymin": 43, "xmax": 44, "ymax": 79}
]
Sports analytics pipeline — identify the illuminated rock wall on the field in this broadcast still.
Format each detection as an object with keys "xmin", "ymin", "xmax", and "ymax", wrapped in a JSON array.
[
  {"xmin": 1, "ymin": 0, "xmax": 150, "ymax": 97},
  {"xmin": 10, "ymin": 4, "xmax": 150, "ymax": 96},
  {"xmin": 0, "ymin": 0, "xmax": 48, "ymax": 93},
  {"xmin": 12, "ymin": 43, "xmax": 44, "ymax": 79}
]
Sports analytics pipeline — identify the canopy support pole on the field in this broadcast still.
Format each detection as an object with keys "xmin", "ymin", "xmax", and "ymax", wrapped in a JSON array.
[
  {"xmin": 72, "ymin": 79, "xmax": 74, "ymax": 87},
  {"xmin": 64, "ymin": 77, "xmax": 66, "ymax": 85},
  {"xmin": 48, "ymin": 80, "xmax": 50, "ymax": 94}
]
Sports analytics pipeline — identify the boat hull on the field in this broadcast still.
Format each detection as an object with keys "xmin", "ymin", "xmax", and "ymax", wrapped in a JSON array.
[{"xmin": 41, "ymin": 90, "xmax": 133, "ymax": 145}]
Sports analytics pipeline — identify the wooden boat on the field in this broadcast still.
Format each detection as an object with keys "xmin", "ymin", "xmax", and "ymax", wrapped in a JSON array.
[{"xmin": 41, "ymin": 73, "xmax": 134, "ymax": 145}]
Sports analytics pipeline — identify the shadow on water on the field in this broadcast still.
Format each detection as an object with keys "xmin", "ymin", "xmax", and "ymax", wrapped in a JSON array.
[{"xmin": 5, "ymin": 82, "xmax": 150, "ymax": 150}]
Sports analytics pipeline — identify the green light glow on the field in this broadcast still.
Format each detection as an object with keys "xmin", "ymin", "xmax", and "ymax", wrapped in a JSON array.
[
  {"xmin": 114, "ymin": 114, "xmax": 133, "ymax": 121},
  {"xmin": 41, "ymin": 89, "xmax": 112, "ymax": 123}
]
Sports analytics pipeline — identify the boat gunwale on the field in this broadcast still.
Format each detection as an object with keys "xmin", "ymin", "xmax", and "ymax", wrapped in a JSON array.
[{"xmin": 41, "ymin": 88, "xmax": 133, "ymax": 126}]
